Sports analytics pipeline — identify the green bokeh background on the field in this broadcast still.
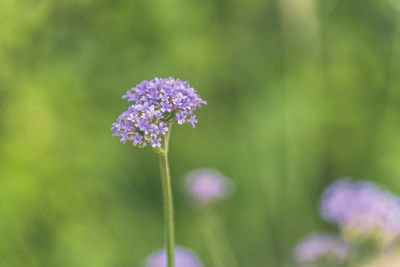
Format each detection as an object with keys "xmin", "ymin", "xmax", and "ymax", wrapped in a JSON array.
[{"xmin": 1, "ymin": 0, "xmax": 400, "ymax": 266}]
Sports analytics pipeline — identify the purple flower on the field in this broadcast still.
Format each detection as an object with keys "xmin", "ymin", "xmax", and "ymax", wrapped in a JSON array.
[
  {"xmin": 151, "ymin": 138, "xmax": 161, "ymax": 148},
  {"xmin": 111, "ymin": 122, "xmax": 122, "ymax": 136},
  {"xmin": 158, "ymin": 122, "xmax": 168, "ymax": 135},
  {"xmin": 149, "ymin": 90, "xmax": 160, "ymax": 100},
  {"xmin": 185, "ymin": 169, "xmax": 234, "ymax": 205},
  {"xmin": 176, "ymin": 112, "xmax": 187, "ymax": 125},
  {"xmin": 161, "ymin": 102, "xmax": 172, "ymax": 112},
  {"xmin": 112, "ymin": 77, "xmax": 206, "ymax": 148},
  {"xmin": 320, "ymin": 178, "xmax": 400, "ymax": 243},
  {"xmin": 294, "ymin": 233, "xmax": 352, "ymax": 264},
  {"xmin": 133, "ymin": 133, "xmax": 142, "ymax": 146},
  {"xmin": 138, "ymin": 120, "xmax": 152, "ymax": 134},
  {"xmin": 150, "ymin": 124, "xmax": 161, "ymax": 137},
  {"xmin": 145, "ymin": 246, "xmax": 203, "ymax": 267},
  {"xmin": 189, "ymin": 115, "xmax": 198, "ymax": 128},
  {"xmin": 120, "ymin": 132, "xmax": 129, "ymax": 143}
]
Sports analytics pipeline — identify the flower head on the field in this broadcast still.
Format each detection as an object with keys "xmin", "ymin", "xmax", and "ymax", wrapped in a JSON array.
[
  {"xmin": 145, "ymin": 246, "xmax": 203, "ymax": 267},
  {"xmin": 320, "ymin": 178, "xmax": 400, "ymax": 244},
  {"xmin": 294, "ymin": 233, "xmax": 352, "ymax": 264},
  {"xmin": 185, "ymin": 169, "xmax": 234, "ymax": 205},
  {"xmin": 112, "ymin": 77, "xmax": 206, "ymax": 148}
]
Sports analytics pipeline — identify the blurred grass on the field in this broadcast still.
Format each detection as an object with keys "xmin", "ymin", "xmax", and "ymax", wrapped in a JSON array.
[{"xmin": 1, "ymin": 0, "xmax": 400, "ymax": 266}]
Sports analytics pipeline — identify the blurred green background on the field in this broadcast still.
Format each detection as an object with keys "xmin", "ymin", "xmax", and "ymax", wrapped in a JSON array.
[{"xmin": 1, "ymin": 0, "xmax": 400, "ymax": 266}]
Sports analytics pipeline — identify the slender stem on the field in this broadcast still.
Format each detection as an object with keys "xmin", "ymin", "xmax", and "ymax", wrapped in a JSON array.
[
  {"xmin": 159, "ymin": 123, "xmax": 175, "ymax": 267},
  {"xmin": 199, "ymin": 208, "xmax": 239, "ymax": 267},
  {"xmin": 198, "ymin": 211, "xmax": 225, "ymax": 267},
  {"xmin": 210, "ymin": 210, "xmax": 239, "ymax": 267}
]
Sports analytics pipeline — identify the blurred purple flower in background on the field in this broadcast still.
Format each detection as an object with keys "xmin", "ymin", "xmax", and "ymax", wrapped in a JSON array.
[
  {"xmin": 185, "ymin": 169, "xmax": 234, "ymax": 205},
  {"xmin": 112, "ymin": 77, "xmax": 207, "ymax": 147},
  {"xmin": 146, "ymin": 246, "xmax": 204, "ymax": 267},
  {"xmin": 294, "ymin": 233, "xmax": 352, "ymax": 264},
  {"xmin": 320, "ymin": 178, "xmax": 400, "ymax": 243}
]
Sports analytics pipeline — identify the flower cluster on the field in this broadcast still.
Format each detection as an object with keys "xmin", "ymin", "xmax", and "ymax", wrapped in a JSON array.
[
  {"xmin": 294, "ymin": 234, "xmax": 351, "ymax": 264},
  {"xmin": 145, "ymin": 246, "xmax": 204, "ymax": 267},
  {"xmin": 111, "ymin": 77, "xmax": 206, "ymax": 148},
  {"xmin": 320, "ymin": 178, "xmax": 400, "ymax": 243},
  {"xmin": 185, "ymin": 169, "xmax": 234, "ymax": 205}
]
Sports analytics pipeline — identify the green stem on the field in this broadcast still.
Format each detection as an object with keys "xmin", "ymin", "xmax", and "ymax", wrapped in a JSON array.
[
  {"xmin": 211, "ymin": 210, "xmax": 239, "ymax": 267},
  {"xmin": 198, "ymin": 211, "xmax": 225, "ymax": 267},
  {"xmin": 159, "ymin": 123, "xmax": 175, "ymax": 267},
  {"xmin": 200, "ymin": 208, "xmax": 239, "ymax": 267}
]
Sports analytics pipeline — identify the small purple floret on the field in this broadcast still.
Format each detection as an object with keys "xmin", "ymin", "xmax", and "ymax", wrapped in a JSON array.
[
  {"xmin": 189, "ymin": 115, "xmax": 198, "ymax": 128},
  {"xmin": 133, "ymin": 133, "xmax": 142, "ymax": 146},
  {"xmin": 158, "ymin": 122, "xmax": 168, "ymax": 135},
  {"xmin": 151, "ymin": 138, "xmax": 161, "ymax": 148},
  {"xmin": 112, "ymin": 77, "xmax": 206, "ymax": 148},
  {"xmin": 176, "ymin": 112, "xmax": 186, "ymax": 125}
]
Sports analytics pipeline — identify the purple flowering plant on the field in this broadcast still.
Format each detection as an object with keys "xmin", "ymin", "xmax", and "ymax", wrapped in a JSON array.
[
  {"xmin": 112, "ymin": 77, "xmax": 206, "ymax": 267},
  {"xmin": 320, "ymin": 178, "xmax": 400, "ymax": 246},
  {"xmin": 111, "ymin": 77, "xmax": 206, "ymax": 149}
]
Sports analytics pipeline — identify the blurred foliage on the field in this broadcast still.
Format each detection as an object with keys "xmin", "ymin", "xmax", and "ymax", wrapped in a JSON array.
[{"xmin": 1, "ymin": 0, "xmax": 400, "ymax": 266}]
